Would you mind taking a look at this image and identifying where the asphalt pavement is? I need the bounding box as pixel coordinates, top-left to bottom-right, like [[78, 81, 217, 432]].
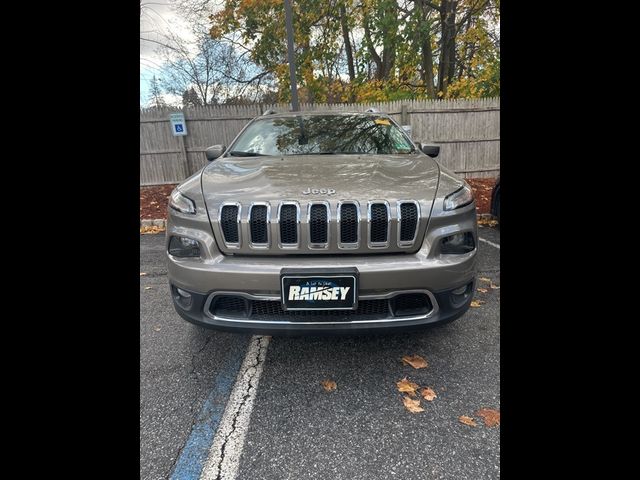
[[140, 225, 500, 479]]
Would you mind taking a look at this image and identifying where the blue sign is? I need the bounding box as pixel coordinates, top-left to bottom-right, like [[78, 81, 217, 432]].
[[169, 113, 187, 136]]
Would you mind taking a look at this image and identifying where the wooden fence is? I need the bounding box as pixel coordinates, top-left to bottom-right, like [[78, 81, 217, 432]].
[[140, 98, 499, 185]]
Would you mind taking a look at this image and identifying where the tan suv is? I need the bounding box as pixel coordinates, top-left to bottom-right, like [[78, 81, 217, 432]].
[[166, 111, 477, 334]]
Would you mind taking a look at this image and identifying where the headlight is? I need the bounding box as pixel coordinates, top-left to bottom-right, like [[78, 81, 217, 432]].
[[443, 184, 474, 211], [169, 190, 196, 214], [168, 236, 201, 257]]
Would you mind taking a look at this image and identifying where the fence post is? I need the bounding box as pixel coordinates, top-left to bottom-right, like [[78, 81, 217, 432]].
[[401, 104, 409, 126]]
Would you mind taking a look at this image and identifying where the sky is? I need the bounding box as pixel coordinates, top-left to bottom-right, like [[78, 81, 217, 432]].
[[140, 0, 195, 106]]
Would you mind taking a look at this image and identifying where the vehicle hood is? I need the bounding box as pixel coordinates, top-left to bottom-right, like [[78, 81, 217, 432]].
[[200, 154, 440, 205]]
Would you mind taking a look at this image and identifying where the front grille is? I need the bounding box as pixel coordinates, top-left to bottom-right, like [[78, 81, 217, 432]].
[[309, 203, 328, 245], [370, 203, 389, 244], [249, 204, 269, 244], [215, 199, 422, 254], [220, 204, 239, 244]]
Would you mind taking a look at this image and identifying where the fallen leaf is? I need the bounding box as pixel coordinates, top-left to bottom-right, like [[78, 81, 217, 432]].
[[321, 379, 337, 392], [396, 377, 420, 396], [477, 217, 498, 227], [402, 355, 428, 369], [490, 283, 500, 289], [402, 396, 424, 413], [459, 415, 477, 427], [477, 288, 488, 293], [420, 387, 437, 401], [140, 272, 148, 276], [476, 408, 500, 427], [140, 225, 166, 235], [145, 286, 152, 290], [470, 300, 485, 307], [154, 326, 161, 332], [479, 277, 491, 283]]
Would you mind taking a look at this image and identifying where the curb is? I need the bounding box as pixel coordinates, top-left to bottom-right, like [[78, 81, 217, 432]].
[[140, 218, 167, 228]]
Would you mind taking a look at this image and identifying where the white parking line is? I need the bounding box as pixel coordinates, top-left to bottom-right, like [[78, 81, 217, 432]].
[[479, 237, 500, 249], [200, 335, 271, 480]]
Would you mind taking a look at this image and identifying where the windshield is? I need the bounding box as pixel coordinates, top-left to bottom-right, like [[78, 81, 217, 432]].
[[228, 115, 415, 156]]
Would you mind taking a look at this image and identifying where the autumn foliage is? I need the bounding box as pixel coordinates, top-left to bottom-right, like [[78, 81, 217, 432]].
[[209, 0, 499, 103]]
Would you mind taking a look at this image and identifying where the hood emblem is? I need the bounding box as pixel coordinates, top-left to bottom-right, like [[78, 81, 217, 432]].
[[302, 188, 336, 195]]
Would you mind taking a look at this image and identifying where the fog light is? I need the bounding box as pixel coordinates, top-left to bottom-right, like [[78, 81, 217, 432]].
[[172, 285, 193, 308], [450, 282, 473, 307], [441, 232, 475, 254], [176, 288, 191, 299], [451, 285, 467, 295], [169, 236, 201, 257]]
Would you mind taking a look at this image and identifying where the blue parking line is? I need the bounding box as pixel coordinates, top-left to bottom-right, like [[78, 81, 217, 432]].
[[170, 337, 250, 480]]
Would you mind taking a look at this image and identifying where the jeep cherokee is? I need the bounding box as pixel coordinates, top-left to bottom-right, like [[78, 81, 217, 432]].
[[166, 111, 477, 334]]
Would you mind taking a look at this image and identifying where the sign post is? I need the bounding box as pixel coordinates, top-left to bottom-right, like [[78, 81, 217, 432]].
[[169, 112, 189, 177]]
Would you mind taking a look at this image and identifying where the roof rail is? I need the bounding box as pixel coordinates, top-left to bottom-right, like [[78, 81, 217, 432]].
[[262, 109, 277, 115]]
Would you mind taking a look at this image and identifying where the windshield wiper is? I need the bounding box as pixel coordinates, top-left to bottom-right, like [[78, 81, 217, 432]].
[[312, 151, 363, 155], [228, 151, 266, 157]]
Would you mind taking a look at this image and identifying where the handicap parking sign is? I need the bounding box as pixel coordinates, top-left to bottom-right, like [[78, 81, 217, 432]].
[[169, 113, 187, 136]]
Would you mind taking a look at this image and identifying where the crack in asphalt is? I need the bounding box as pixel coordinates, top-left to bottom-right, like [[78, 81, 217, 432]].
[[190, 334, 214, 377], [201, 336, 270, 480], [212, 369, 258, 480]]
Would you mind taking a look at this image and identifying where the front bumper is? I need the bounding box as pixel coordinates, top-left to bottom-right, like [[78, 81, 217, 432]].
[[169, 279, 476, 335], [167, 247, 477, 334]]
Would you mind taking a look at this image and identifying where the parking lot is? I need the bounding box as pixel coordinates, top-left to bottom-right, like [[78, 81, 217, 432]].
[[140, 225, 500, 480]]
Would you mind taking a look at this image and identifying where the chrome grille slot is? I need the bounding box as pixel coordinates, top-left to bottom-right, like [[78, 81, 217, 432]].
[[398, 201, 420, 246], [368, 201, 390, 247], [249, 203, 270, 247], [308, 202, 329, 248], [219, 203, 241, 247], [338, 201, 359, 248], [278, 202, 299, 247]]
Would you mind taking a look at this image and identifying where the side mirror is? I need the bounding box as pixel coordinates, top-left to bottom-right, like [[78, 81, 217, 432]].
[[419, 143, 440, 158], [205, 145, 226, 161]]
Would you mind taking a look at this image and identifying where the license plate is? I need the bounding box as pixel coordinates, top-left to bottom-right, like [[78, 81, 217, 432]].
[[280, 268, 358, 311]]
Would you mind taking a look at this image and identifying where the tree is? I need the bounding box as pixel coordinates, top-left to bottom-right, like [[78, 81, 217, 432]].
[[148, 75, 166, 108], [182, 87, 203, 107], [155, 15, 273, 105], [187, 0, 499, 102]]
